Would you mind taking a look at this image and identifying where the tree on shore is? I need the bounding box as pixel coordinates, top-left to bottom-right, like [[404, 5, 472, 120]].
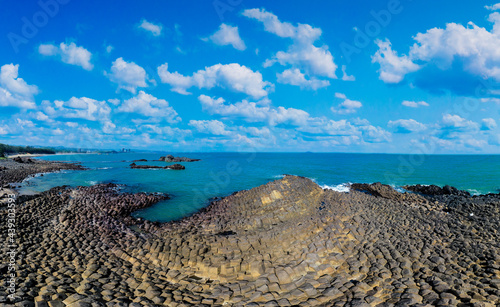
[[0, 143, 56, 157]]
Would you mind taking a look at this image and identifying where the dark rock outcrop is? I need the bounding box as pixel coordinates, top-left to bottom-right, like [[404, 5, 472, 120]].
[[404, 183, 471, 197], [350, 182, 428, 203], [130, 163, 162, 169], [130, 163, 185, 170], [166, 163, 185, 170], [13, 156, 24, 163], [159, 154, 200, 162], [351, 182, 398, 198], [132, 159, 148, 162]]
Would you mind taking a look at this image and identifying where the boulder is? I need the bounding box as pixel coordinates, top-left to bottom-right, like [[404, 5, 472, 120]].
[[13, 156, 24, 163]]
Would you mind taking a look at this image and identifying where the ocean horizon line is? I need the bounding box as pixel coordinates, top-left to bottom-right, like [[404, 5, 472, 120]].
[[46, 150, 500, 156]]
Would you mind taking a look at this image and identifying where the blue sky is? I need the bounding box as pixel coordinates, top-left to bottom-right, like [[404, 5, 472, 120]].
[[1, 0, 500, 153]]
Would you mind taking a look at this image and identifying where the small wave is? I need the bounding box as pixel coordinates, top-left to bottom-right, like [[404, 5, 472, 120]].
[[321, 183, 350, 193], [21, 169, 70, 182], [308, 178, 350, 193], [86, 181, 98, 185], [467, 189, 481, 196], [391, 185, 408, 193], [96, 167, 112, 170], [272, 175, 285, 179]]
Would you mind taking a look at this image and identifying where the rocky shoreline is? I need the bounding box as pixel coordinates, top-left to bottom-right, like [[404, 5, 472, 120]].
[[0, 173, 499, 306], [0, 158, 85, 188]]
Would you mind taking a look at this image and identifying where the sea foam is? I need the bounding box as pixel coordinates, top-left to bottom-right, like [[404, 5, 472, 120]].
[[320, 183, 351, 193]]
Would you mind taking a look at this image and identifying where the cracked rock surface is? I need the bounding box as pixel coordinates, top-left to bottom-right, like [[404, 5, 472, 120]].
[[1, 175, 499, 306]]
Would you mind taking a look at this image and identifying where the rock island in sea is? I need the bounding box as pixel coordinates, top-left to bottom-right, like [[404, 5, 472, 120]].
[[0, 158, 499, 306]]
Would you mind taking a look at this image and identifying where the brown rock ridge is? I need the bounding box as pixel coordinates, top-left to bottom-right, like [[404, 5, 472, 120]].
[[0, 176, 499, 306]]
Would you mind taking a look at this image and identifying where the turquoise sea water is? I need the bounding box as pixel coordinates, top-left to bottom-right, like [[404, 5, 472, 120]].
[[17, 152, 500, 222]]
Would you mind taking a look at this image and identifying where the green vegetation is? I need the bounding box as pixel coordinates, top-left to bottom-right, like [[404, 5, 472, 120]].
[[0, 143, 56, 157]]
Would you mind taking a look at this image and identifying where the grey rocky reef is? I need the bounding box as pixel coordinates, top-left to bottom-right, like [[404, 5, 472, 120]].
[[0, 175, 499, 306], [130, 163, 185, 170], [159, 155, 200, 162], [0, 158, 84, 188], [402, 184, 471, 197]]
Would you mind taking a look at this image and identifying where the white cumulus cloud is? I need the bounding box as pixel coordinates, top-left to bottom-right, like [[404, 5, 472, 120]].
[[359, 125, 392, 143], [372, 39, 420, 83], [388, 119, 427, 133], [442, 114, 479, 130], [341, 65, 355, 81], [189, 119, 230, 135], [373, 7, 500, 85], [205, 24, 246, 51], [198, 94, 309, 126], [138, 19, 162, 36], [276, 68, 329, 90], [0, 64, 38, 109], [38, 42, 93, 70], [46, 97, 111, 121], [299, 117, 391, 143], [481, 118, 497, 130], [158, 63, 272, 98], [331, 93, 362, 114], [243, 8, 337, 79], [106, 57, 149, 93], [35, 112, 50, 121], [117, 91, 181, 124], [402, 100, 429, 108], [486, 3, 500, 10]]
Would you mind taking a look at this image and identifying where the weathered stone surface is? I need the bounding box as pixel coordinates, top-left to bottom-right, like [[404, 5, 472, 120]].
[[1, 175, 499, 306]]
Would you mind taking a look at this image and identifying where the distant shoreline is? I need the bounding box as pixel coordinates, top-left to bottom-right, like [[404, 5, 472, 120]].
[[6, 152, 89, 159]]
